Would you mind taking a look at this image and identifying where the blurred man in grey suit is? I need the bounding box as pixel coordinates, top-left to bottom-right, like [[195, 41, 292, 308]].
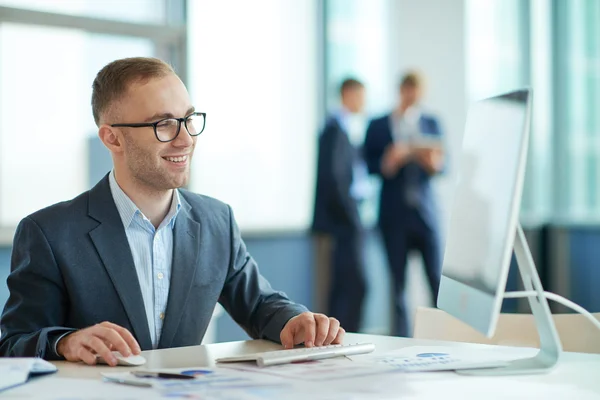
[[0, 57, 344, 365]]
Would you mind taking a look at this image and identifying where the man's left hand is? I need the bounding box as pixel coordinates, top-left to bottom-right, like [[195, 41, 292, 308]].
[[280, 312, 345, 349], [415, 148, 444, 174]]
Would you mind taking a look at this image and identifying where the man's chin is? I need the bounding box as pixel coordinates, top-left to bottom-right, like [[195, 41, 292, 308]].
[[169, 174, 190, 189]]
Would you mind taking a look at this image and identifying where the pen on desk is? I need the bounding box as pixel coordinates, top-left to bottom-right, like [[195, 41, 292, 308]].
[[131, 371, 196, 380]]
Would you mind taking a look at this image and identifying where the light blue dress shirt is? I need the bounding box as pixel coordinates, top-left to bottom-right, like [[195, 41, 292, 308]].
[[335, 109, 371, 200], [109, 171, 181, 349], [389, 106, 422, 143]]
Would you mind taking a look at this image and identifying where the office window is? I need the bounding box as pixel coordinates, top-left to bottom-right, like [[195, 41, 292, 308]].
[[325, 0, 391, 228], [466, 0, 555, 222], [554, 0, 600, 220], [0, 1, 185, 232], [0, 0, 166, 24], [466, 0, 527, 102], [325, 0, 393, 115], [466, 0, 600, 223], [526, 0, 553, 222], [0, 23, 154, 226], [187, 0, 318, 232]]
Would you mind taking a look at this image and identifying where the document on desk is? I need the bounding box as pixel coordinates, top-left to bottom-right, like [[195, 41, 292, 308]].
[[219, 356, 396, 381], [0, 358, 57, 392], [8, 375, 401, 400], [102, 366, 400, 400], [102, 366, 404, 400], [102, 367, 292, 399], [360, 345, 536, 372]]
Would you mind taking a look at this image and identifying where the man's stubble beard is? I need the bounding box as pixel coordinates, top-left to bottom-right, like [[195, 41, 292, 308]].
[[124, 136, 190, 191]]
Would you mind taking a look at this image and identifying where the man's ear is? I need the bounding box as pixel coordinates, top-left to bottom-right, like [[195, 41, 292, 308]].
[[98, 125, 124, 154]]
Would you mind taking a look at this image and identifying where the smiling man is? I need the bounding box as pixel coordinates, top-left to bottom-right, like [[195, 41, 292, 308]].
[[0, 57, 344, 365]]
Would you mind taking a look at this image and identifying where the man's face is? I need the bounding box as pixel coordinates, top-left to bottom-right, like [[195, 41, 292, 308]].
[[344, 87, 366, 113], [400, 84, 421, 107], [115, 74, 196, 192]]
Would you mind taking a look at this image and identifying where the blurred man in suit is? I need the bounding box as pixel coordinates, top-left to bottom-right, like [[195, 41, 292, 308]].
[[364, 72, 445, 337], [312, 78, 368, 333]]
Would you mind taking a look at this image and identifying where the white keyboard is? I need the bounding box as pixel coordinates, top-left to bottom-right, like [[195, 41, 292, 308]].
[[216, 342, 375, 367]]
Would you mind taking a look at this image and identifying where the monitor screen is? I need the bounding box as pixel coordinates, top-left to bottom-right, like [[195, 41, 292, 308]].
[[438, 89, 531, 335]]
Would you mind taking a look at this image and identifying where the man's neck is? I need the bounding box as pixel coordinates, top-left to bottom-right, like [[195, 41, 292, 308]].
[[396, 102, 411, 115], [339, 102, 352, 115], [114, 171, 173, 228]]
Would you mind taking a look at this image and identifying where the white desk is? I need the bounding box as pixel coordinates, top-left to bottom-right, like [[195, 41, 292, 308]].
[[8, 333, 600, 399]]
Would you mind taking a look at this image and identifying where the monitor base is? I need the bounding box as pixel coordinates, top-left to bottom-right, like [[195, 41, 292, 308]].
[[458, 224, 562, 376]]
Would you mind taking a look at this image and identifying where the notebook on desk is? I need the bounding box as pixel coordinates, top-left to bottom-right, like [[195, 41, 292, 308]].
[[0, 358, 58, 392]]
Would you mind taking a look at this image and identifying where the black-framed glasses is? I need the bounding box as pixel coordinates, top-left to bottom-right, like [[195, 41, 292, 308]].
[[111, 112, 206, 142]]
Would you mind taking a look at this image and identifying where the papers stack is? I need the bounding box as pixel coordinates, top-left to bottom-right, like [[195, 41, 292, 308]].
[[0, 358, 57, 392]]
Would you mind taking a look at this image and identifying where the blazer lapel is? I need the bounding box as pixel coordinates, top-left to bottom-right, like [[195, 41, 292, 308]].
[[87, 176, 152, 350], [157, 198, 202, 348]]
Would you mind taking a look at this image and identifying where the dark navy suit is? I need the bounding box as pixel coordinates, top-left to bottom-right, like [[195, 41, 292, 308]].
[[364, 113, 443, 337], [312, 116, 366, 332]]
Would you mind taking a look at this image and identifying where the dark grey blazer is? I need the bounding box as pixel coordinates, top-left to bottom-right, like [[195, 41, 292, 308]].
[[0, 175, 307, 359]]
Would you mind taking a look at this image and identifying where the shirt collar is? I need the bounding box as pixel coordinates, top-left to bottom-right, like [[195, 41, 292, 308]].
[[108, 170, 181, 230], [335, 106, 352, 133], [162, 189, 181, 230]]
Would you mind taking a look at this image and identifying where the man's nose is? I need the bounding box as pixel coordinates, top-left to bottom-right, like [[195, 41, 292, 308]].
[[172, 125, 194, 147]]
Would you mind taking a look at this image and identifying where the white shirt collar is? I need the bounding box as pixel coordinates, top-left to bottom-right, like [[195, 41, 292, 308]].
[[108, 170, 181, 230]]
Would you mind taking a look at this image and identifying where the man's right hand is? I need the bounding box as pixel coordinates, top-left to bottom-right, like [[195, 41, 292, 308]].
[[381, 144, 411, 178], [56, 321, 141, 366]]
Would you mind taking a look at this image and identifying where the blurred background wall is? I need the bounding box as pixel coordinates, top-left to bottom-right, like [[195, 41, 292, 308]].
[[0, 0, 598, 342]]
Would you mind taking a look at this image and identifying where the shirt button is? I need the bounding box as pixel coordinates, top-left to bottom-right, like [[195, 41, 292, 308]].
[[159, 312, 165, 320], [157, 272, 164, 280]]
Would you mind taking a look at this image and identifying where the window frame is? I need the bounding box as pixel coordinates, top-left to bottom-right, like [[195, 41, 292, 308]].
[[0, 1, 188, 244]]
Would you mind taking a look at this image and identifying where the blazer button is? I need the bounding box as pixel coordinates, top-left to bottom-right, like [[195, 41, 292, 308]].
[[159, 312, 165, 320]]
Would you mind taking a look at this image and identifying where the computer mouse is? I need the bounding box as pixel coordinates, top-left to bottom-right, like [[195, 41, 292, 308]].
[[97, 351, 147, 366]]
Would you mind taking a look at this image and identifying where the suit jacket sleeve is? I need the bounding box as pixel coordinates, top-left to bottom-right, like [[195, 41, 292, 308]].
[[0, 217, 76, 359], [425, 116, 448, 175], [364, 119, 387, 176], [320, 126, 360, 227], [218, 206, 308, 343]]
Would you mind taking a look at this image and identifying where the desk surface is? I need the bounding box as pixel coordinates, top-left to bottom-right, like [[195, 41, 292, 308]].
[[53, 333, 600, 378], [25, 333, 600, 398]]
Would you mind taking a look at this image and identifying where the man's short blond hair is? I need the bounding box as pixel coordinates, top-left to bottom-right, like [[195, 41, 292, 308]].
[[399, 70, 425, 89], [91, 57, 175, 126]]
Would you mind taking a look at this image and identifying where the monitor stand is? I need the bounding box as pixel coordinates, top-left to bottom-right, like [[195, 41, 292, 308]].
[[458, 223, 562, 376]]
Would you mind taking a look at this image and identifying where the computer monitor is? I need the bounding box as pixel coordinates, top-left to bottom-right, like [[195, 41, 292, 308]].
[[437, 88, 562, 375]]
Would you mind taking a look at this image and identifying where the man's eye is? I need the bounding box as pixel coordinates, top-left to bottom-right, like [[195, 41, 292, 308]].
[[157, 119, 177, 128]]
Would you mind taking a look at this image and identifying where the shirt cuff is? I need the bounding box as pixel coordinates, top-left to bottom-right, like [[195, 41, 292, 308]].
[[53, 331, 74, 358]]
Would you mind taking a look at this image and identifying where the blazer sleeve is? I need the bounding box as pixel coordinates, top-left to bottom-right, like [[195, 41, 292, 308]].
[[218, 206, 308, 343], [364, 119, 387, 176], [0, 217, 76, 360], [321, 126, 360, 228], [425, 116, 448, 175]]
